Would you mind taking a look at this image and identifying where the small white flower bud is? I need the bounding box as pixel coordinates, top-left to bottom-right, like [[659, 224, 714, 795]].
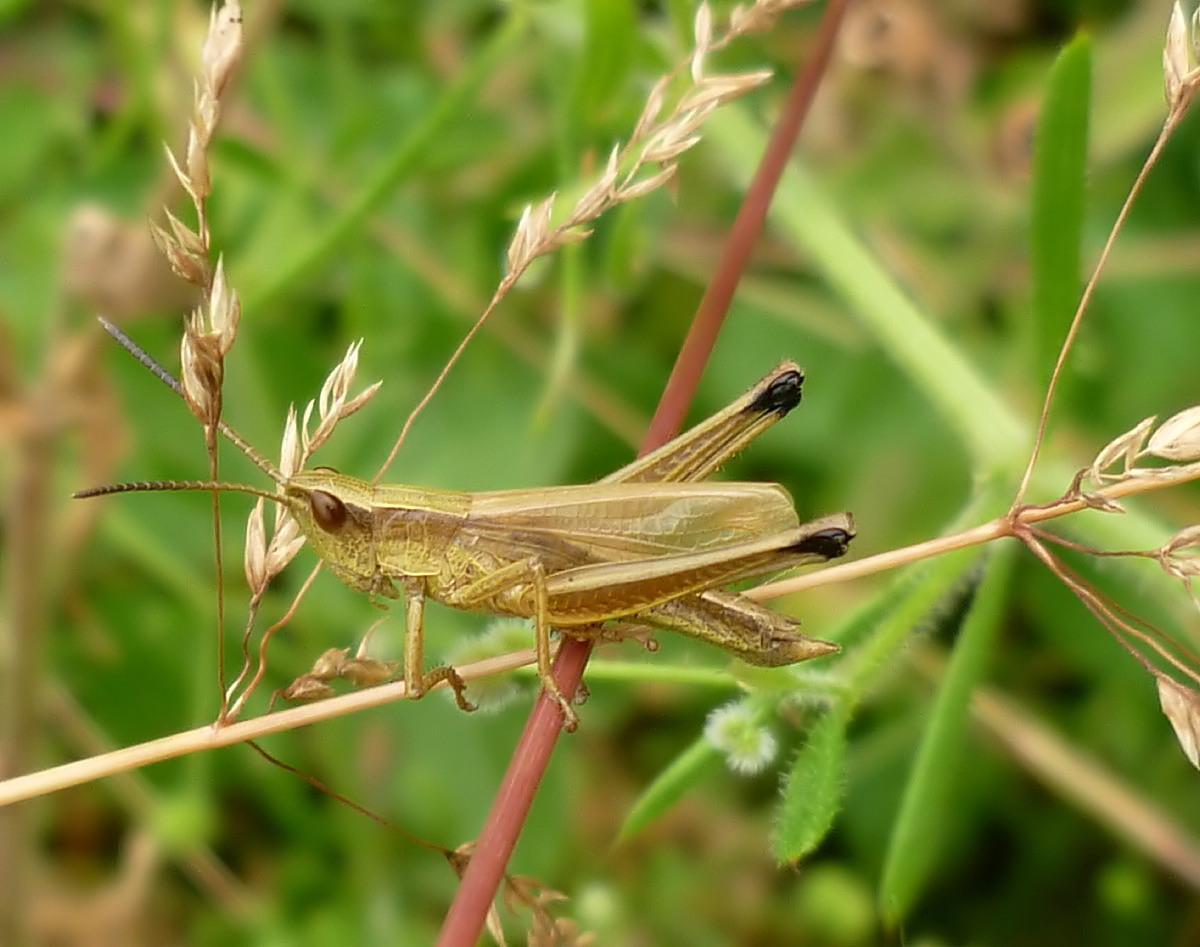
[[704, 700, 778, 775]]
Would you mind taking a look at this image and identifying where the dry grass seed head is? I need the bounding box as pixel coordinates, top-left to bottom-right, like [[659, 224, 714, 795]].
[[263, 515, 305, 580], [179, 257, 240, 426], [1157, 525, 1200, 594], [496, 2, 781, 297], [1157, 673, 1200, 768], [1089, 416, 1157, 481], [1164, 2, 1199, 113], [1147, 405, 1200, 462], [247, 346, 380, 592], [613, 165, 678, 203], [728, 0, 819, 40], [299, 340, 382, 458], [244, 498, 267, 591], [692, 2, 713, 78], [201, 0, 244, 97], [180, 0, 244, 206], [148, 209, 210, 287], [1162, 524, 1200, 564], [279, 404, 302, 479], [179, 323, 223, 428]]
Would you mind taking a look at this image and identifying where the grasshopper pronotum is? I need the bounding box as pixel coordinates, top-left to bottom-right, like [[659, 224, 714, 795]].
[[78, 355, 854, 729]]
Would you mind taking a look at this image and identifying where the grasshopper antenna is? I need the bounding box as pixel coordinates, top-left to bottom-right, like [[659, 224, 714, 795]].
[[96, 316, 284, 486], [73, 479, 280, 502]]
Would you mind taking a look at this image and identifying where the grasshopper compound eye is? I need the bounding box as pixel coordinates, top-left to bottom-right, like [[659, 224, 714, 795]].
[[309, 489, 348, 532]]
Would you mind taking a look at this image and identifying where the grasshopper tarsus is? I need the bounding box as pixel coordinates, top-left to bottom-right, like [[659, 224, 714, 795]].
[[422, 665, 476, 713], [549, 691, 580, 732]]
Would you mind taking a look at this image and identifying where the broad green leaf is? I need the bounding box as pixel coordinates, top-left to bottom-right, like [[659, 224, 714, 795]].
[[772, 697, 850, 863]]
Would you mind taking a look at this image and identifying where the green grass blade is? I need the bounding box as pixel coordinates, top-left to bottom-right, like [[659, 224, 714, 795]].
[[705, 107, 1026, 474], [1030, 33, 1091, 385], [564, 0, 636, 146], [617, 736, 724, 843], [879, 544, 1016, 924]]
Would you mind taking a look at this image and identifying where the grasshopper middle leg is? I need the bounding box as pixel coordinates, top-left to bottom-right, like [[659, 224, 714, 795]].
[[430, 557, 585, 728]]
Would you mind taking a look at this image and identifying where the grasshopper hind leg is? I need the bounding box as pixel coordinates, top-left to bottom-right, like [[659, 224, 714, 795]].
[[625, 590, 839, 667]]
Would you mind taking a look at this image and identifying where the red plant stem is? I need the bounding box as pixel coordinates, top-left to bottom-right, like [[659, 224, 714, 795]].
[[641, 0, 852, 448], [437, 5, 850, 944]]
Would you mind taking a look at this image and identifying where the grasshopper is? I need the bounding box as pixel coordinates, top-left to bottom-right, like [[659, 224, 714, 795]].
[[77, 357, 854, 729]]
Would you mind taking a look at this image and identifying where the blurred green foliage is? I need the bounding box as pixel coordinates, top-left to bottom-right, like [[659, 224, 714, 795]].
[[2, 1, 1199, 944]]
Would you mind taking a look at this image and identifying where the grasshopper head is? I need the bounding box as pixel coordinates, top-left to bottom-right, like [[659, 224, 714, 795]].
[[281, 470, 392, 596]]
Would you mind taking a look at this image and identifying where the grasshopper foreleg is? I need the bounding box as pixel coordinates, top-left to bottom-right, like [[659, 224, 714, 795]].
[[401, 577, 475, 712]]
